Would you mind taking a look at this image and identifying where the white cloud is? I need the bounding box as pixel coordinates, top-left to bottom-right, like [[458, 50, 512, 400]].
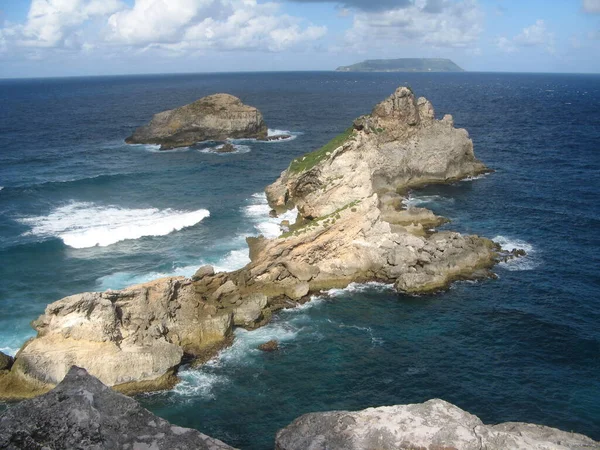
[[19, 0, 124, 48], [582, 0, 600, 13], [514, 19, 552, 47], [494, 36, 516, 53], [344, 0, 484, 50], [0, 0, 327, 58], [495, 19, 554, 54]]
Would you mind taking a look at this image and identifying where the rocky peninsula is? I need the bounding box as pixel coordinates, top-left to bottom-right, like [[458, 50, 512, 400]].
[[125, 93, 268, 150], [2, 368, 597, 449], [1, 87, 514, 399]]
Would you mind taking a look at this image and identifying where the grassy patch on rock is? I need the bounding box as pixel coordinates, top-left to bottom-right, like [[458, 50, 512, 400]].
[[280, 200, 361, 238], [289, 128, 355, 174]]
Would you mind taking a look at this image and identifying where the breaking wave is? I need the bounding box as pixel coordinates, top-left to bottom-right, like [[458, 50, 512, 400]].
[[493, 235, 539, 271], [18, 201, 210, 249]]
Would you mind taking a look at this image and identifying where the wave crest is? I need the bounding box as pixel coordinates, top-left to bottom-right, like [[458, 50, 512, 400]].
[[18, 201, 210, 249]]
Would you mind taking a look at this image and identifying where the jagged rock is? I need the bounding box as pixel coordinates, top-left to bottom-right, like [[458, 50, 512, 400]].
[[258, 340, 279, 352], [275, 399, 599, 450], [266, 86, 488, 219], [125, 93, 267, 150], [0, 366, 236, 450], [0, 351, 12, 371], [193, 265, 215, 281]]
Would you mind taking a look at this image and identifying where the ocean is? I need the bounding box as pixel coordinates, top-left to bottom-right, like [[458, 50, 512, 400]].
[[0, 72, 598, 449]]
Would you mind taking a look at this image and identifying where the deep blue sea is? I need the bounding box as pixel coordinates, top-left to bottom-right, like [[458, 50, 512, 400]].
[[0, 72, 599, 449]]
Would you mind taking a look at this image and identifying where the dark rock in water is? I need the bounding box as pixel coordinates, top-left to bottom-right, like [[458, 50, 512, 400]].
[[275, 399, 599, 450], [260, 134, 291, 142], [216, 143, 236, 153], [258, 340, 279, 352], [125, 93, 267, 150], [0, 351, 13, 371], [0, 366, 236, 450]]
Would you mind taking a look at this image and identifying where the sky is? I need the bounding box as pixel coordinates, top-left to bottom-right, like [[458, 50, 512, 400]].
[[0, 0, 599, 78]]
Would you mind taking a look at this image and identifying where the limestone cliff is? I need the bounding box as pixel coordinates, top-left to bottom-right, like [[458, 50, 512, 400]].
[[0, 87, 515, 398], [266, 86, 487, 219], [276, 399, 599, 450], [126, 93, 268, 150]]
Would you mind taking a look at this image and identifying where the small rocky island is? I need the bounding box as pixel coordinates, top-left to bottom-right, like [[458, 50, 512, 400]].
[[336, 58, 464, 72], [125, 93, 268, 150]]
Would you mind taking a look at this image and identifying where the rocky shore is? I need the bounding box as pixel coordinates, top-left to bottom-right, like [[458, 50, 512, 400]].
[[2, 368, 597, 450], [276, 399, 599, 450], [1, 86, 517, 399], [125, 93, 268, 150]]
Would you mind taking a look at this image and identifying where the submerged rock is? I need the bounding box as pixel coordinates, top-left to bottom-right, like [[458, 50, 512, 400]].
[[126, 93, 267, 150], [260, 134, 292, 142], [258, 340, 279, 352], [216, 143, 236, 153], [0, 366, 235, 450], [275, 399, 599, 450]]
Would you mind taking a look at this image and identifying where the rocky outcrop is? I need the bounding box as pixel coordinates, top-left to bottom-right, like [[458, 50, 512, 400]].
[[0, 277, 236, 399], [275, 399, 599, 450], [0, 366, 235, 450], [126, 93, 268, 150], [0, 87, 515, 398]]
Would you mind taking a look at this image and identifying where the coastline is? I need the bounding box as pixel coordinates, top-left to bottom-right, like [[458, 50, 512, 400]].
[[0, 86, 518, 400]]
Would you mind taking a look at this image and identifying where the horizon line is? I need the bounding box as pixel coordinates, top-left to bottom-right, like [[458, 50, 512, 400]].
[[1, 69, 600, 81]]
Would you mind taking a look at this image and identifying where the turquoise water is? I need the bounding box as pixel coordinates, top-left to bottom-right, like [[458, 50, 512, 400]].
[[0, 72, 599, 448]]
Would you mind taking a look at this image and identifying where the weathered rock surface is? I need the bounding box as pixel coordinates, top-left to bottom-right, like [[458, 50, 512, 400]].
[[0, 277, 235, 399], [0, 352, 12, 372], [0, 366, 235, 450], [126, 93, 267, 150], [0, 87, 514, 399], [266, 86, 487, 219], [275, 399, 599, 450]]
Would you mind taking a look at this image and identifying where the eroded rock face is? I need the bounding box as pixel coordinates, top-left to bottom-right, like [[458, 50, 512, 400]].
[[126, 93, 268, 150], [0, 366, 235, 450], [275, 399, 600, 450], [266, 86, 487, 219], [0, 277, 236, 399]]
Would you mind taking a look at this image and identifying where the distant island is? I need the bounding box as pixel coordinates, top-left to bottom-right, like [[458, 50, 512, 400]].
[[336, 58, 464, 73]]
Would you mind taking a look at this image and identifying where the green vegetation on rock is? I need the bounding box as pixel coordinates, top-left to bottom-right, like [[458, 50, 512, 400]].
[[289, 128, 355, 174], [336, 58, 464, 73], [280, 200, 361, 238]]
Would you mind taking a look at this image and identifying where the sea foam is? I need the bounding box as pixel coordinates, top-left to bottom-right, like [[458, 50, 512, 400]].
[[493, 235, 539, 271], [244, 192, 298, 239], [19, 201, 210, 249]]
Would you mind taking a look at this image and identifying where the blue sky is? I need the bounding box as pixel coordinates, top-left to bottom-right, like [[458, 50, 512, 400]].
[[0, 0, 599, 77]]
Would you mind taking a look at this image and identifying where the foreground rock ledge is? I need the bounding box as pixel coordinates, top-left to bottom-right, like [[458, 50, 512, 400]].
[[276, 399, 600, 450], [0, 87, 512, 399], [0, 366, 235, 450], [125, 93, 268, 150]]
